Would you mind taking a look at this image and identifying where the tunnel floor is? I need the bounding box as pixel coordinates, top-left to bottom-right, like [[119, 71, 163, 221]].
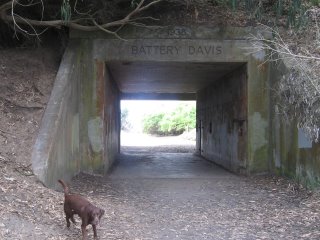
[[110, 148, 232, 179], [67, 147, 320, 240]]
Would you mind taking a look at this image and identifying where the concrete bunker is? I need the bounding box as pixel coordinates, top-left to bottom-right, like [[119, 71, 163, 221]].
[[32, 27, 271, 188], [111, 60, 248, 173]]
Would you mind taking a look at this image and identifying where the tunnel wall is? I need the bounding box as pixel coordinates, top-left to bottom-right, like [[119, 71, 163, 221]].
[[32, 42, 81, 187], [32, 40, 120, 188], [88, 27, 272, 177], [270, 61, 320, 187], [79, 57, 120, 175], [104, 65, 121, 170], [197, 65, 247, 173], [32, 26, 274, 187], [247, 52, 271, 173]]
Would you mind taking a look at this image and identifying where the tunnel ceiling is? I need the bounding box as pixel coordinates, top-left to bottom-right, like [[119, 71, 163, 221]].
[[107, 62, 245, 94]]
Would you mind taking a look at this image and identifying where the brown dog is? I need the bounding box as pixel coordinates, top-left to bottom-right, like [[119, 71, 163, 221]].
[[58, 179, 105, 240]]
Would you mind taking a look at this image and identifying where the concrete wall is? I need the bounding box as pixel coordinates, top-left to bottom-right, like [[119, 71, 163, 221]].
[[32, 40, 120, 188], [197, 65, 247, 173], [32, 25, 320, 188], [87, 27, 272, 176], [247, 53, 271, 174], [270, 61, 320, 187], [32, 26, 272, 187], [104, 64, 121, 170], [79, 57, 120, 174], [32, 42, 81, 187]]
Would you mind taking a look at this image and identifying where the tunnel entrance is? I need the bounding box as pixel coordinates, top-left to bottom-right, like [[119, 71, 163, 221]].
[[32, 26, 271, 187], [108, 60, 248, 174]]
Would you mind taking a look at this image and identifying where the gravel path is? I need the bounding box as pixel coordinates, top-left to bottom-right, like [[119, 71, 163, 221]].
[[1, 144, 320, 240], [67, 146, 320, 240]]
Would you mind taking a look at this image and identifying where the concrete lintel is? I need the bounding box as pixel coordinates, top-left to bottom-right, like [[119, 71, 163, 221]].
[[121, 93, 196, 100], [94, 39, 250, 63], [70, 25, 272, 40]]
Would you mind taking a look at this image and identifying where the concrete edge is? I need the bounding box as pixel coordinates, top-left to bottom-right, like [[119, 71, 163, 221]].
[[31, 44, 77, 186]]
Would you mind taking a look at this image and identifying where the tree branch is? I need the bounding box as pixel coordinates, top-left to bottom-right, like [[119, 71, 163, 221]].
[[0, 0, 163, 36]]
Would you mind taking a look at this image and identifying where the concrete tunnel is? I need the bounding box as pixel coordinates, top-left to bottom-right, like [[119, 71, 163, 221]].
[[32, 26, 272, 188], [109, 60, 248, 175]]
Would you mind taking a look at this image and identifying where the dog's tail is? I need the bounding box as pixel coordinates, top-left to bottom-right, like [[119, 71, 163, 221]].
[[58, 179, 69, 195]]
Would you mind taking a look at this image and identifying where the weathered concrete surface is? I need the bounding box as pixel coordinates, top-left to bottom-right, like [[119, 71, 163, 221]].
[[33, 26, 274, 187], [32, 42, 81, 188], [76, 44, 121, 176], [103, 63, 121, 171], [247, 50, 270, 174], [88, 27, 271, 176], [107, 61, 243, 94], [70, 25, 271, 40], [269, 59, 320, 187], [196, 65, 247, 174], [32, 40, 121, 188], [29, 25, 320, 193]]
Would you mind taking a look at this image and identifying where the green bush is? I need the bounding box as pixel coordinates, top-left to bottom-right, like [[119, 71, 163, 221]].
[[310, 0, 320, 6], [142, 113, 165, 135], [142, 103, 196, 136]]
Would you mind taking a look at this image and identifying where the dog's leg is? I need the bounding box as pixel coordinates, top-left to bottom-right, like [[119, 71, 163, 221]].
[[65, 210, 74, 228], [65, 212, 73, 228], [65, 215, 71, 228], [81, 224, 87, 240], [92, 225, 98, 239], [64, 204, 73, 228]]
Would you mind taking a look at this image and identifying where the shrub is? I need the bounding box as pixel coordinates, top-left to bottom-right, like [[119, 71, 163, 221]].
[[142, 103, 196, 136]]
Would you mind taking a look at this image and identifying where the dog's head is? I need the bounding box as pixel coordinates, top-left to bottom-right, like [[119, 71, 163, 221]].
[[89, 207, 105, 226]]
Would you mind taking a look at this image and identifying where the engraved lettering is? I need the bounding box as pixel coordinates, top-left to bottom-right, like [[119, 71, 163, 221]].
[[160, 46, 166, 55], [197, 46, 204, 55], [130, 45, 222, 56], [188, 45, 222, 55], [174, 46, 180, 55], [146, 46, 152, 54], [132, 46, 138, 55], [204, 46, 212, 55], [167, 28, 188, 38], [139, 46, 146, 55], [154, 46, 159, 54], [189, 46, 195, 55], [167, 46, 173, 55], [216, 46, 222, 55]]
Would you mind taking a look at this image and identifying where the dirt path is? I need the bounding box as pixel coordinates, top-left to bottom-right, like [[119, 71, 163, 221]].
[[67, 148, 320, 240], [2, 147, 320, 240], [1, 49, 320, 240]]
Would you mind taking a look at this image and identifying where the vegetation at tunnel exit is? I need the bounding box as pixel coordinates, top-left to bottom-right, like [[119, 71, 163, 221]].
[[142, 103, 196, 136]]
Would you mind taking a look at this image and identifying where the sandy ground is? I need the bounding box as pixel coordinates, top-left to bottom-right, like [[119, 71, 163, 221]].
[[0, 49, 320, 240], [121, 132, 196, 147], [121, 131, 196, 153]]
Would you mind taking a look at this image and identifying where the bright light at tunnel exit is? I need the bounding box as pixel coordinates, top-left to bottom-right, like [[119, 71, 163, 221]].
[[120, 100, 196, 133]]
